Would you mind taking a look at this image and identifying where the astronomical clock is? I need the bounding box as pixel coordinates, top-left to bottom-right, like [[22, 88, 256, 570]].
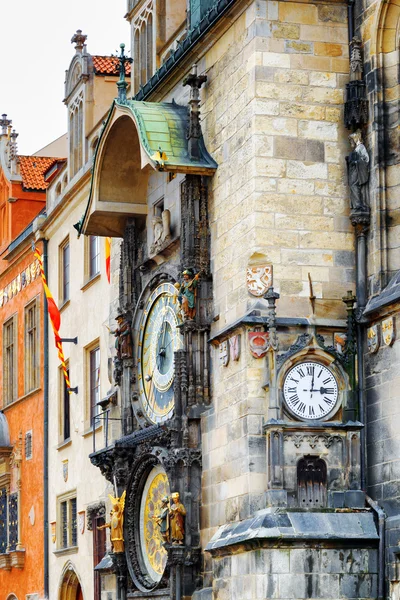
[[89, 69, 214, 599], [135, 282, 183, 424]]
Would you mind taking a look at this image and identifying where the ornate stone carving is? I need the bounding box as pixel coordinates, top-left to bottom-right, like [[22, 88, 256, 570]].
[[86, 501, 106, 531], [149, 209, 172, 255], [344, 38, 368, 129], [277, 333, 311, 368], [283, 433, 344, 449]]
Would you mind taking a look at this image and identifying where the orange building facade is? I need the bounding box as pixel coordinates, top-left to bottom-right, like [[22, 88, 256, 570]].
[[0, 116, 65, 599]]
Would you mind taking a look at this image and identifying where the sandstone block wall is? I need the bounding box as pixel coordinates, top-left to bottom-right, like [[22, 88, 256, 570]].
[[210, 547, 378, 600], [200, 0, 354, 554]]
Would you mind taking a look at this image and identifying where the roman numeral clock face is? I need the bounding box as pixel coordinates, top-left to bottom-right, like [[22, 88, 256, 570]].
[[283, 362, 339, 420]]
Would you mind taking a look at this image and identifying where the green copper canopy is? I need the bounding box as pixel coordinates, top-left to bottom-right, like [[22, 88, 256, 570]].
[[124, 99, 217, 172], [77, 98, 217, 238]]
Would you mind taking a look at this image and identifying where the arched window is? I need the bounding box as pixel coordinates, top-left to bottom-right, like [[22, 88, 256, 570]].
[[297, 455, 327, 508], [132, 0, 155, 94], [59, 563, 83, 600], [69, 92, 84, 178]]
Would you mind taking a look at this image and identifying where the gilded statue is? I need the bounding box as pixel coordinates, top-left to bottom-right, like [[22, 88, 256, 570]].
[[175, 269, 200, 320], [152, 496, 170, 543], [113, 314, 133, 360], [98, 491, 126, 553], [346, 129, 369, 212], [169, 492, 186, 545]]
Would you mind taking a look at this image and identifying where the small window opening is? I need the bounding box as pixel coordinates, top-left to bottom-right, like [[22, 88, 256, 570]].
[[297, 455, 327, 508], [154, 198, 164, 217]]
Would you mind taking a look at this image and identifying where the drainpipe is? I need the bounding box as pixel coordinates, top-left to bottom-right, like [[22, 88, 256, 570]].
[[347, 0, 354, 42], [43, 237, 49, 599], [366, 494, 385, 600]]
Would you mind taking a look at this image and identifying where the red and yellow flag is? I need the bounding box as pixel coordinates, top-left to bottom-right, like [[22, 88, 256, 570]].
[[105, 237, 111, 284], [33, 246, 72, 392]]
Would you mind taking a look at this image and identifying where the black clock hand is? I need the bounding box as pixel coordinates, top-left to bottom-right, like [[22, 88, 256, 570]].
[[310, 368, 315, 400]]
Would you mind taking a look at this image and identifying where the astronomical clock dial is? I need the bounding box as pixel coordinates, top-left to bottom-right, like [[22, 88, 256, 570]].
[[137, 282, 183, 424], [283, 361, 339, 421]]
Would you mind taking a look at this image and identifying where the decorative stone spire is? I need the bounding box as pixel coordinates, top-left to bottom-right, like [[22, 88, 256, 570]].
[[264, 287, 280, 350], [344, 37, 368, 129], [116, 44, 132, 105], [71, 29, 87, 53], [0, 113, 12, 135], [183, 64, 207, 160], [8, 129, 19, 173], [349, 37, 363, 81]]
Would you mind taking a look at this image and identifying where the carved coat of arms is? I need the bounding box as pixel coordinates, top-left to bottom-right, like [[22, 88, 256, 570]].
[[246, 265, 272, 297], [367, 325, 379, 354], [78, 511, 85, 534], [62, 460, 68, 482], [229, 335, 241, 361], [382, 317, 395, 346], [51, 521, 56, 544], [249, 331, 270, 358], [219, 341, 229, 367]]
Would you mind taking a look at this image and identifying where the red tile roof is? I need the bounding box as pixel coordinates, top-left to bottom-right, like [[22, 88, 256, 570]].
[[92, 55, 131, 76], [18, 156, 61, 191]]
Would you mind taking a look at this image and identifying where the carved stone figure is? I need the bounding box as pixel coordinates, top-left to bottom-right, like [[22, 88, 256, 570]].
[[113, 314, 133, 359], [149, 209, 171, 255], [169, 492, 186, 545], [346, 130, 369, 212], [152, 496, 170, 543], [98, 491, 126, 553], [176, 269, 200, 320]]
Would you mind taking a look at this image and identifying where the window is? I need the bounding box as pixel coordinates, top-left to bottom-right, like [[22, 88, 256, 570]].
[[297, 456, 327, 508], [0, 487, 7, 553], [58, 493, 77, 549], [25, 431, 32, 460], [25, 298, 39, 393], [69, 92, 84, 178], [60, 238, 70, 304], [132, 1, 154, 93], [3, 315, 17, 405], [60, 365, 70, 442], [89, 347, 100, 426], [89, 236, 100, 279]]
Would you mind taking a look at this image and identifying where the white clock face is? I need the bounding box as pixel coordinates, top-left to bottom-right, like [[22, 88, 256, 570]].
[[283, 362, 339, 420]]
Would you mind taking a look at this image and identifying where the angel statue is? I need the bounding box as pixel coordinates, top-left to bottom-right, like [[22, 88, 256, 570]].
[[98, 490, 126, 553]]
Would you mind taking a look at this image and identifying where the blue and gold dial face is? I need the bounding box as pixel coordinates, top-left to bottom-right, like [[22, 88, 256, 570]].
[[138, 282, 183, 423]]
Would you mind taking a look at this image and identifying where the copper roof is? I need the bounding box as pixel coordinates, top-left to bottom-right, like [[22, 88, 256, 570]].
[[18, 156, 61, 191], [92, 55, 131, 77]]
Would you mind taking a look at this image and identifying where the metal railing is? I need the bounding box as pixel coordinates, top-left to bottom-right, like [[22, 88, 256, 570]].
[[92, 409, 122, 454]]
